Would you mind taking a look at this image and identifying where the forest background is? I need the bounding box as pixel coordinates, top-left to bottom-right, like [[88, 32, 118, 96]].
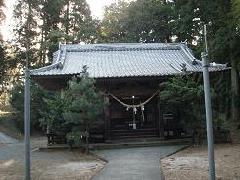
[[0, 0, 240, 132]]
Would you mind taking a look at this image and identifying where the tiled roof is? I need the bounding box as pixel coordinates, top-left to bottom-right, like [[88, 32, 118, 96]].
[[30, 43, 228, 78]]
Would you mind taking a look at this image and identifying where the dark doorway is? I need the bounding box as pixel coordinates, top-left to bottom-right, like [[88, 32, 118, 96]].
[[109, 96, 159, 140]]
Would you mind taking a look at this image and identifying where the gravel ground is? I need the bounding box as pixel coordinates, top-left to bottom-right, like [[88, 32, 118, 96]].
[[0, 134, 105, 180], [161, 144, 240, 180]]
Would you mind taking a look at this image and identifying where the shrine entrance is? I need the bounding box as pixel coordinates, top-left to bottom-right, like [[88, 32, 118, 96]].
[[108, 94, 160, 140]]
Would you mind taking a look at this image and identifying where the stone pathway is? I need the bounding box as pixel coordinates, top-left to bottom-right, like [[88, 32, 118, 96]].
[[0, 133, 105, 179], [93, 145, 186, 180], [0, 132, 18, 144]]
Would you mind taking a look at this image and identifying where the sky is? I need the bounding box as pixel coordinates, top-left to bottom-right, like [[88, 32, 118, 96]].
[[0, 0, 120, 41], [87, 0, 118, 19]]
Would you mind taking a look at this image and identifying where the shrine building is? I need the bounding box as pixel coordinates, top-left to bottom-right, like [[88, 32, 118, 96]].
[[31, 43, 227, 142]]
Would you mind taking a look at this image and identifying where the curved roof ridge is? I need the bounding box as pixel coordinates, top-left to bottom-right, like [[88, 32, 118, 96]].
[[66, 46, 181, 52], [30, 50, 62, 74], [31, 42, 229, 77], [60, 43, 182, 52], [30, 62, 61, 74]]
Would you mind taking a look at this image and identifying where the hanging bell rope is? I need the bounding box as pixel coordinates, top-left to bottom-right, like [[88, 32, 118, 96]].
[[108, 90, 159, 109]]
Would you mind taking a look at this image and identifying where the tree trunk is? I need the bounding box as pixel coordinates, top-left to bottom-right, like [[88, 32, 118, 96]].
[[65, 1, 70, 38], [85, 125, 89, 154], [231, 59, 240, 121], [39, 23, 45, 65]]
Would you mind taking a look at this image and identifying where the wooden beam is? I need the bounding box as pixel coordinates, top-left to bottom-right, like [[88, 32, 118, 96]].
[[104, 96, 111, 141], [157, 96, 164, 139]]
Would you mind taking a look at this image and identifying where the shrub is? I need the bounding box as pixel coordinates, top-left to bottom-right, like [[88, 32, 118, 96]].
[[39, 91, 71, 134], [160, 75, 207, 143], [10, 82, 49, 132]]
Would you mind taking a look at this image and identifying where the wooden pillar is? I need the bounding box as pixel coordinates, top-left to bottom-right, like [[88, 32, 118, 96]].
[[157, 96, 164, 139], [104, 96, 111, 141]]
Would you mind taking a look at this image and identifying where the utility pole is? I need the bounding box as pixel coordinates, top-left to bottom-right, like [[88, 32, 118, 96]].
[[24, 67, 30, 180], [204, 24, 208, 54], [202, 24, 216, 180], [24, 1, 31, 180]]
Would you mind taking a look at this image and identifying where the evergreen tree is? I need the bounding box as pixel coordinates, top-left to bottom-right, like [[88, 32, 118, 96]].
[[0, 0, 5, 41], [160, 75, 206, 143], [10, 83, 49, 131], [100, 0, 239, 122], [203, 0, 240, 121], [0, 1, 9, 97], [100, 0, 174, 43], [62, 0, 98, 44], [232, 0, 240, 28], [99, 1, 130, 43], [13, 0, 98, 67], [0, 42, 7, 92], [63, 69, 104, 152], [39, 0, 65, 65], [0, 0, 5, 88], [39, 91, 70, 134], [13, 0, 41, 68]]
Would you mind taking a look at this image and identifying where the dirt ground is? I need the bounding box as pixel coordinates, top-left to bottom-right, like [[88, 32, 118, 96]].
[[161, 144, 240, 180], [0, 136, 106, 180], [0, 158, 105, 180]]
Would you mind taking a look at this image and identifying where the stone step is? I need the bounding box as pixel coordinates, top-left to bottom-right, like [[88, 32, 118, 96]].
[[111, 128, 157, 133], [111, 134, 159, 140], [111, 131, 158, 135], [91, 138, 192, 150], [110, 128, 158, 138]]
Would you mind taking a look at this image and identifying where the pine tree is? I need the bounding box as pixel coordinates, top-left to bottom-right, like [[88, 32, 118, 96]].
[[62, 0, 98, 44], [0, 42, 7, 92], [0, 0, 5, 41], [13, 0, 98, 67], [0, 0, 5, 84], [203, 0, 240, 121], [13, 0, 41, 68], [100, 0, 174, 43], [232, 0, 240, 28], [63, 69, 104, 153], [39, 0, 65, 65]]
